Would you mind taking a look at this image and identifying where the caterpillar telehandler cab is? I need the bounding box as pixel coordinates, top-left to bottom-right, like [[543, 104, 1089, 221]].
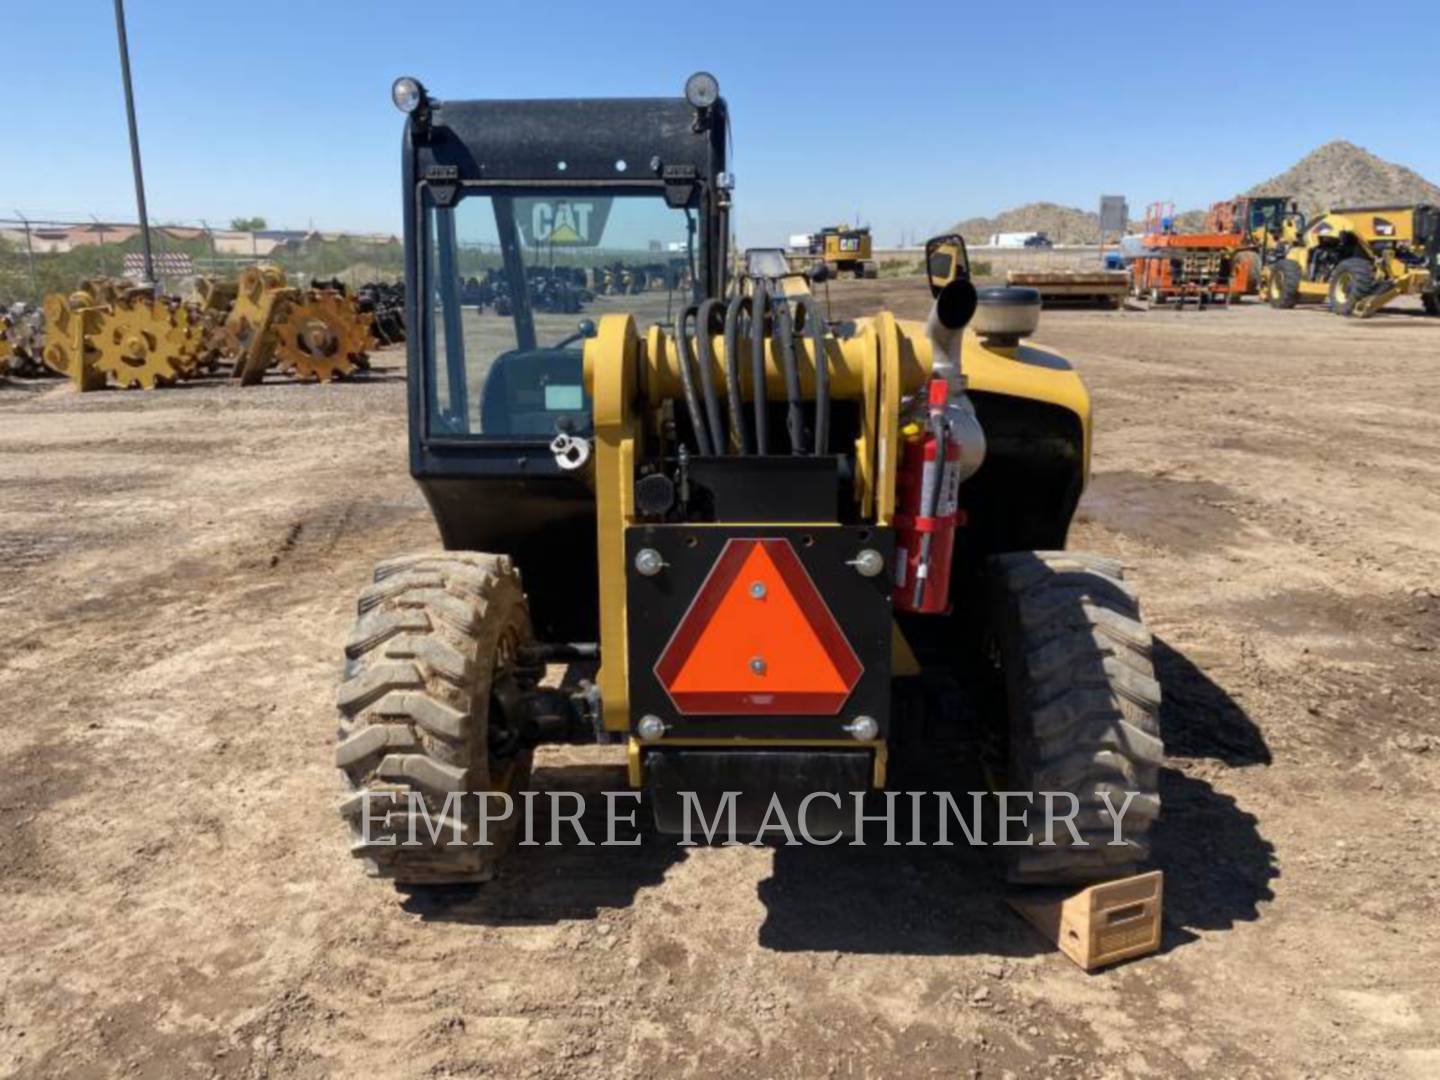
[[1204, 195, 1293, 295], [335, 73, 1162, 886]]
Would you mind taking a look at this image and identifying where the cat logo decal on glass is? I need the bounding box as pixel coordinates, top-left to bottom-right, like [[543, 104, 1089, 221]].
[[515, 198, 614, 247]]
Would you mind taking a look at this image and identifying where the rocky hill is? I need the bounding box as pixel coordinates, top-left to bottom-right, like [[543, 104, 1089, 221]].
[[951, 140, 1439, 242], [1246, 140, 1440, 218], [949, 202, 1102, 245]]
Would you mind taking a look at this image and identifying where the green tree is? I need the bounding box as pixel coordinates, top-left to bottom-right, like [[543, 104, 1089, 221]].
[[230, 216, 267, 232]]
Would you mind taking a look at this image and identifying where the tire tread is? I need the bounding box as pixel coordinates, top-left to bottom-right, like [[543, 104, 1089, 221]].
[[990, 550, 1164, 885], [336, 550, 530, 884]]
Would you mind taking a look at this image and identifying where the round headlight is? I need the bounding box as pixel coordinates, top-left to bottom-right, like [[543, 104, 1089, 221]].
[[684, 71, 720, 109], [391, 76, 423, 114]]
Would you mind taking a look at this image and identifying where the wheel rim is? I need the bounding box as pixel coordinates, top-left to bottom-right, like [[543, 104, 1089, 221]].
[[486, 622, 530, 790]]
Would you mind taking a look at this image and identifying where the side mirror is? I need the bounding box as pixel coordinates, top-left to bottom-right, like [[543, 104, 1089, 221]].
[[807, 261, 830, 284], [924, 233, 971, 299], [578, 318, 597, 339]]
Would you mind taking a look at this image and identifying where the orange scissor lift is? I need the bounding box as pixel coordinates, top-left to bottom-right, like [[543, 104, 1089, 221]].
[[1130, 201, 1254, 307]]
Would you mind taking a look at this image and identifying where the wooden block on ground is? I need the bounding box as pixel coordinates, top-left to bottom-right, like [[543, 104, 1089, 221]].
[[1008, 870, 1163, 971]]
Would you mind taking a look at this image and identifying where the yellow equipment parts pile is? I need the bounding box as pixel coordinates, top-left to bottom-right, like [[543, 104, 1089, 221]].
[[38, 266, 376, 391]]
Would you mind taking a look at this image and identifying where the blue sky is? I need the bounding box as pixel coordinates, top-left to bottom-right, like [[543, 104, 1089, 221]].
[[8, 0, 1439, 244]]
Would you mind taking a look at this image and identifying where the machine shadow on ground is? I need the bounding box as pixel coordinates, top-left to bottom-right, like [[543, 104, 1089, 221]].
[[405, 638, 1277, 955], [1150, 635, 1277, 949], [401, 761, 686, 925], [1155, 636, 1271, 766], [758, 831, 1050, 958], [758, 636, 1277, 957]]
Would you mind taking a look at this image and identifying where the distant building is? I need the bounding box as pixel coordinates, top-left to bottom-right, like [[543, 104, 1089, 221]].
[[0, 224, 138, 253], [0, 222, 401, 259], [254, 230, 311, 255], [304, 230, 400, 247], [60, 223, 142, 248], [212, 230, 286, 256], [211, 230, 402, 256], [0, 223, 196, 251], [156, 225, 209, 242]]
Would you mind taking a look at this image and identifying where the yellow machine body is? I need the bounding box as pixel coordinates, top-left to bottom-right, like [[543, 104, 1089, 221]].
[[820, 226, 873, 263], [1264, 204, 1439, 316], [580, 311, 1092, 784], [337, 76, 1164, 888]]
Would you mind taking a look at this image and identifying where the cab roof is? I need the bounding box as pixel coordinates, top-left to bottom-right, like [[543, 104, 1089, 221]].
[[410, 97, 726, 189]]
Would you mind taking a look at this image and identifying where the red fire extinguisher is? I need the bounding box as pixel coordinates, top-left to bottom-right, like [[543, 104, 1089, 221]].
[[893, 379, 965, 614]]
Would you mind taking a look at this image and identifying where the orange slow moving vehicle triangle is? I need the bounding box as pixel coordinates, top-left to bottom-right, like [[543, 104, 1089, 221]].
[[654, 539, 863, 715]]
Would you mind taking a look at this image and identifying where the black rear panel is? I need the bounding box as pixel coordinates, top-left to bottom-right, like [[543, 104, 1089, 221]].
[[682, 455, 843, 524], [646, 749, 871, 837], [625, 524, 893, 741], [418, 473, 597, 643]]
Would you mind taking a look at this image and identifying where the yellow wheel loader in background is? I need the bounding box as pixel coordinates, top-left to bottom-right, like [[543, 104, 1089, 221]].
[[334, 73, 1162, 887], [1264, 204, 1440, 317]]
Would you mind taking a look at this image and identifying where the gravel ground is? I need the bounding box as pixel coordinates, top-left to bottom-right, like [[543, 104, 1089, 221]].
[[1, 284, 1437, 1079]]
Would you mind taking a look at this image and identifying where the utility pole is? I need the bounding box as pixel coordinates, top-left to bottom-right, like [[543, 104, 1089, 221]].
[[90, 214, 111, 276], [201, 218, 217, 274], [13, 210, 39, 302], [113, 0, 155, 286]]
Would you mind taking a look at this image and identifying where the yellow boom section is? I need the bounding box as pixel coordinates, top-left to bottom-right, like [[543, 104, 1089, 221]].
[[584, 309, 1091, 735]]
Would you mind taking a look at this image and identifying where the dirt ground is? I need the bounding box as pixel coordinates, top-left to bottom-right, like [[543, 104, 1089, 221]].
[[2, 284, 1438, 1080]]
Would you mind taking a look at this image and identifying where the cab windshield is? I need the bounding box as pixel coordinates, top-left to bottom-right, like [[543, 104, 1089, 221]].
[[1249, 198, 1289, 232], [423, 190, 698, 439]]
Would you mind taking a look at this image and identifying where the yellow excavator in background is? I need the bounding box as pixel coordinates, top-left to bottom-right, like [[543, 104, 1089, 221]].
[[791, 225, 880, 279]]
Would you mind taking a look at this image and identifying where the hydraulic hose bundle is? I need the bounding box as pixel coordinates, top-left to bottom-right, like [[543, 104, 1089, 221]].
[[675, 285, 832, 458], [794, 296, 827, 453], [749, 282, 769, 453], [773, 302, 804, 453], [676, 304, 718, 455], [722, 293, 753, 453]]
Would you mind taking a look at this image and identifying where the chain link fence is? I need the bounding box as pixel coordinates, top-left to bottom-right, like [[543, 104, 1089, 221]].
[[0, 215, 404, 305]]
